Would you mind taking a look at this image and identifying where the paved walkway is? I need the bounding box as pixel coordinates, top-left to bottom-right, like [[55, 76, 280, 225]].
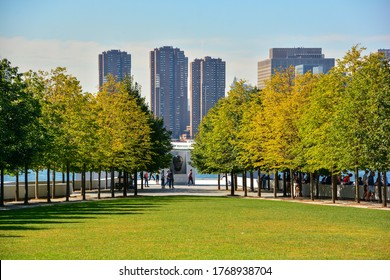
[[1, 181, 389, 211]]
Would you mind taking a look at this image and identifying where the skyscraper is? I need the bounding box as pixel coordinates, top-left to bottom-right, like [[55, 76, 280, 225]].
[[190, 57, 226, 138], [150, 46, 188, 139], [257, 47, 334, 88], [99, 50, 131, 89], [378, 49, 390, 61]]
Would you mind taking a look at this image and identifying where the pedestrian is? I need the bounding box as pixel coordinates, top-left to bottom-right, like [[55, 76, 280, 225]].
[[294, 175, 300, 198], [342, 173, 352, 185], [144, 172, 149, 187], [261, 174, 266, 189], [156, 172, 160, 184], [363, 184, 368, 201], [363, 170, 369, 186], [160, 170, 165, 189], [165, 170, 171, 188], [168, 170, 174, 189], [188, 169, 194, 186], [367, 171, 375, 201]]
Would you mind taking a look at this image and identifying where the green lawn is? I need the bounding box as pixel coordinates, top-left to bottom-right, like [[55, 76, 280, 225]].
[[1, 196, 389, 260]]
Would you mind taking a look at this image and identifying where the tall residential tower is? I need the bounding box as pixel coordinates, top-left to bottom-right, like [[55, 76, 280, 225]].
[[190, 57, 226, 138], [150, 46, 188, 139], [99, 49, 131, 89]]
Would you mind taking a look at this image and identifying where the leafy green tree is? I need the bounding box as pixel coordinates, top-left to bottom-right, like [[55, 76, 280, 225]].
[[37, 68, 85, 201], [192, 80, 253, 195], [122, 76, 172, 174], [332, 46, 390, 202], [96, 76, 152, 197], [23, 70, 52, 201], [191, 104, 223, 175], [0, 59, 44, 204]]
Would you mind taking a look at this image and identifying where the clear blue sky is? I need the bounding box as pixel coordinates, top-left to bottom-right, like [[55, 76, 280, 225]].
[[1, 0, 389, 103]]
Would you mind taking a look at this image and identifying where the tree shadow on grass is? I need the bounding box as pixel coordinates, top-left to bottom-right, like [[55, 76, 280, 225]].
[[0, 197, 167, 236]]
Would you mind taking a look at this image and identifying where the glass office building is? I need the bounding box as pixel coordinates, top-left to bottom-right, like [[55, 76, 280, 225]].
[[258, 48, 334, 88]]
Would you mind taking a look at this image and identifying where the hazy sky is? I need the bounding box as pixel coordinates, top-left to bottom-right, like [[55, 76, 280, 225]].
[[1, 0, 389, 104]]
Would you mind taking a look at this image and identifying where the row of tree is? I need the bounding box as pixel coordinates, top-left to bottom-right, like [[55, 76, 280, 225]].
[[0, 59, 172, 206], [191, 46, 390, 206]]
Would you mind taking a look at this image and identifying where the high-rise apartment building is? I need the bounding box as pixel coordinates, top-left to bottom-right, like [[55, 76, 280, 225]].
[[150, 46, 188, 139], [99, 50, 131, 89], [378, 49, 390, 61], [257, 47, 334, 88], [190, 57, 226, 138]]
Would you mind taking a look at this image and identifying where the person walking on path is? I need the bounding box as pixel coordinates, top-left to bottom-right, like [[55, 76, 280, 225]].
[[167, 170, 174, 189], [165, 170, 171, 188], [188, 169, 194, 186], [160, 170, 165, 189], [156, 172, 160, 184], [367, 171, 375, 201], [144, 172, 149, 187], [363, 170, 369, 185]]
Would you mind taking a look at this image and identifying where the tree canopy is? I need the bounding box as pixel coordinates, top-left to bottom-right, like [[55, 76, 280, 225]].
[[192, 46, 390, 183], [0, 61, 172, 204]]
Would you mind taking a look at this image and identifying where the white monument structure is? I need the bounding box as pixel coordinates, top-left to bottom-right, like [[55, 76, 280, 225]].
[[169, 141, 195, 184]]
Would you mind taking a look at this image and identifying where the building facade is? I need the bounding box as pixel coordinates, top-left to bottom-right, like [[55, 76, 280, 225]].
[[150, 46, 188, 140], [98, 50, 131, 89], [378, 49, 390, 61], [257, 47, 334, 88], [190, 57, 225, 138]]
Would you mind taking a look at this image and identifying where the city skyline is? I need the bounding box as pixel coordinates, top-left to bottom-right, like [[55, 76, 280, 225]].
[[1, 0, 389, 106]]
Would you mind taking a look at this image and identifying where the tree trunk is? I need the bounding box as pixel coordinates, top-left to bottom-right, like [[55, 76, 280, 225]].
[[377, 171, 382, 203], [111, 167, 115, 198], [225, 173, 228, 190], [355, 167, 360, 203], [15, 170, 19, 201], [383, 171, 387, 207], [332, 174, 337, 204], [0, 166, 4, 206], [282, 171, 287, 197], [52, 169, 56, 198], [66, 163, 70, 202], [134, 171, 138, 196], [123, 171, 127, 197], [230, 172, 235, 196], [290, 169, 294, 199], [257, 168, 261, 197], [47, 166, 51, 203], [140, 171, 144, 190], [267, 170, 271, 191], [105, 171, 108, 189], [82, 164, 86, 200], [250, 171, 254, 192], [35, 170, 39, 199], [217, 173, 220, 190], [315, 172, 319, 199], [310, 172, 314, 201], [243, 171, 247, 197], [98, 170, 101, 199], [88, 171, 92, 191], [72, 172, 75, 192], [274, 170, 278, 198], [24, 164, 29, 204]]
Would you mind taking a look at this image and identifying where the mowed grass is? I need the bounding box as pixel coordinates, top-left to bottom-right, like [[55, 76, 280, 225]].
[[0, 196, 389, 260]]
